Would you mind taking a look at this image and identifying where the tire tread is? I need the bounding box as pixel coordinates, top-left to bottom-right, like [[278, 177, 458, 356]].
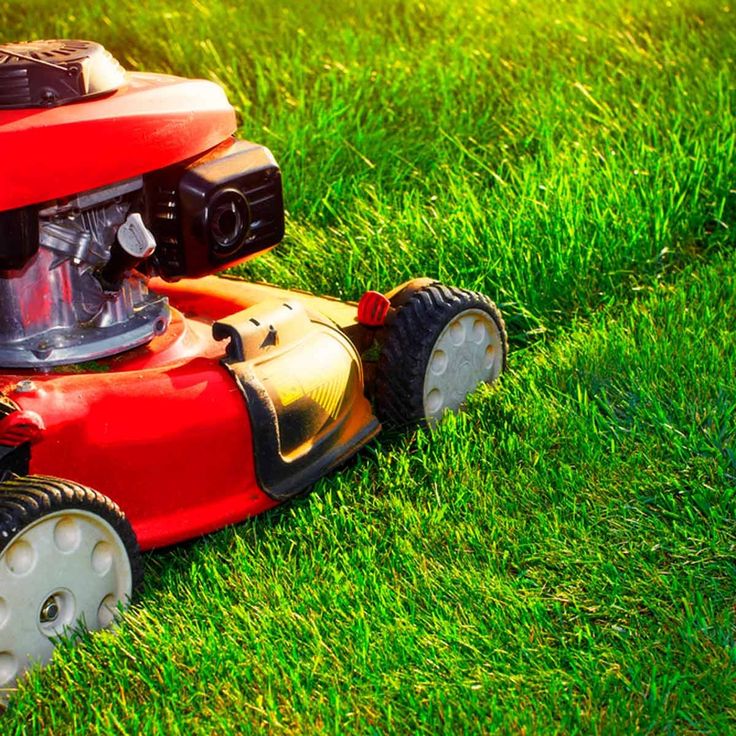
[[0, 475, 143, 595]]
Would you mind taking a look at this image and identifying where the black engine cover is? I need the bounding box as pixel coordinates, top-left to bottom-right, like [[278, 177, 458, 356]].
[[0, 39, 125, 109]]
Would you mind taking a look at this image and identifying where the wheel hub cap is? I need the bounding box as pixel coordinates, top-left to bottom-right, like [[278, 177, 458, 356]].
[[0, 510, 133, 692], [422, 308, 504, 423]]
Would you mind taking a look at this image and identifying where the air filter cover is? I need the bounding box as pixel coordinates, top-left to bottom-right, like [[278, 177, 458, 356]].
[[0, 39, 125, 109]]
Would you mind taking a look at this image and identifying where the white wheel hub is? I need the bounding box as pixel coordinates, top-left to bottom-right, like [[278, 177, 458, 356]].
[[0, 510, 132, 690], [422, 308, 504, 422]]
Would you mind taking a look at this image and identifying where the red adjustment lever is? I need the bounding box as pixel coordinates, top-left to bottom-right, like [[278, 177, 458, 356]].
[[357, 291, 391, 327], [0, 410, 46, 446]]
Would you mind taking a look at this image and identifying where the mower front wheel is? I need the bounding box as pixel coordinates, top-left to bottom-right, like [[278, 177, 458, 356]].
[[375, 282, 507, 426], [0, 476, 141, 695]]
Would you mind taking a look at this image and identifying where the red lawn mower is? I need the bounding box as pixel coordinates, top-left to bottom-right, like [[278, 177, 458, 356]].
[[0, 39, 507, 694]]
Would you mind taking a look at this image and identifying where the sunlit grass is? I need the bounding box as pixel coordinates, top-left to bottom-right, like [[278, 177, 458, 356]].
[[1, 0, 735, 732]]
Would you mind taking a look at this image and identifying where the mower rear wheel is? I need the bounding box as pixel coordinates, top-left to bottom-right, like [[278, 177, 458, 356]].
[[375, 282, 507, 426], [0, 476, 141, 695]]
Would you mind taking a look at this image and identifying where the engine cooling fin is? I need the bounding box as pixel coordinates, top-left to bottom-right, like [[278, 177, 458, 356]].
[[0, 39, 125, 109]]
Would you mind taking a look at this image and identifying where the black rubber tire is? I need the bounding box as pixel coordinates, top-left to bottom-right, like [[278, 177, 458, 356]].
[[374, 282, 508, 426], [0, 475, 143, 593]]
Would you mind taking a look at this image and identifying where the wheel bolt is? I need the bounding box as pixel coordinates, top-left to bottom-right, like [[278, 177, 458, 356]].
[[39, 595, 60, 623]]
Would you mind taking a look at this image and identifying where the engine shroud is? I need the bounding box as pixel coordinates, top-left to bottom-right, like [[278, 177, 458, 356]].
[[0, 40, 125, 108], [0, 55, 237, 212]]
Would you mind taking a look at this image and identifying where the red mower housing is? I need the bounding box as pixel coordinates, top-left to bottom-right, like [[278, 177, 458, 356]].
[[0, 39, 508, 696]]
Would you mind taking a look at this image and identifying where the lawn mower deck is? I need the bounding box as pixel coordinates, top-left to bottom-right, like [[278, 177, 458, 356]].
[[0, 276, 383, 551], [0, 39, 508, 696]]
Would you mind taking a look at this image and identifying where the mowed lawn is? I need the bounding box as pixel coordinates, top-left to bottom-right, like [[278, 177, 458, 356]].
[[2, 0, 735, 732]]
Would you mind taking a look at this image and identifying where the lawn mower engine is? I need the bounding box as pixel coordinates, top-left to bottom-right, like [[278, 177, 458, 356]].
[[0, 39, 286, 367], [0, 40, 508, 697]]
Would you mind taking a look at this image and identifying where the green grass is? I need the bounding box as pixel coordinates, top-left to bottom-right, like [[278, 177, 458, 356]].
[[2, 0, 735, 732]]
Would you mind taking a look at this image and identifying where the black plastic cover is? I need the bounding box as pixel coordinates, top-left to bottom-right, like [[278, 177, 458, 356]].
[[0, 207, 38, 270], [0, 40, 125, 109]]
